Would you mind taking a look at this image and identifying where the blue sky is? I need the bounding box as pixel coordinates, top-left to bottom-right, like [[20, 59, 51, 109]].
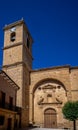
[[0, 0, 78, 69]]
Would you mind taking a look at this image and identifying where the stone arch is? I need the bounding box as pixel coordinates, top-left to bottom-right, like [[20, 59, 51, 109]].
[[33, 78, 67, 93], [43, 106, 58, 113], [32, 78, 67, 127], [10, 32, 16, 42], [44, 107, 57, 114]]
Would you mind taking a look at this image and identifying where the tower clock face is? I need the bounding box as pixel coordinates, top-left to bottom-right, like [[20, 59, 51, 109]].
[[10, 27, 16, 32]]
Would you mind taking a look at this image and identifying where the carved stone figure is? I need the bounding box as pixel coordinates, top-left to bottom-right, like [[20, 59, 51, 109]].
[[37, 96, 44, 105]]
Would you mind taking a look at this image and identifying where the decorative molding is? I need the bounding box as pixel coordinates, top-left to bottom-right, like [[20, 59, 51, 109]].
[[71, 90, 78, 91], [42, 85, 56, 89], [3, 19, 24, 30], [40, 102, 62, 105], [3, 61, 23, 68], [3, 42, 22, 50]]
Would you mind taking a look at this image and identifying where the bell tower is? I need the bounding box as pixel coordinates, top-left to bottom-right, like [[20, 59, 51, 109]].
[[3, 19, 33, 127]]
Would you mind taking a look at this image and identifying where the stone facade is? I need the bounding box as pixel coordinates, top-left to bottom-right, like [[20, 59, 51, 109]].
[[29, 66, 78, 129], [2, 19, 78, 129]]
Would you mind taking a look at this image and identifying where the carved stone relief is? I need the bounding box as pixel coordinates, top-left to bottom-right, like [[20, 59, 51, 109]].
[[34, 82, 67, 106]]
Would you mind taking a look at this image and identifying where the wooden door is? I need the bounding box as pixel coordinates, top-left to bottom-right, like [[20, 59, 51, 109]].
[[7, 118, 12, 130], [44, 108, 57, 128]]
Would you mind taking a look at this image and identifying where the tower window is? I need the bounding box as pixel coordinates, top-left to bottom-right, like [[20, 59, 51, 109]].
[[10, 32, 16, 42], [27, 38, 30, 49]]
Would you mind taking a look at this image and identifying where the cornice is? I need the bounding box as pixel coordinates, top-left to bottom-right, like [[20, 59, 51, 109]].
[[3, 42, 22, 50]]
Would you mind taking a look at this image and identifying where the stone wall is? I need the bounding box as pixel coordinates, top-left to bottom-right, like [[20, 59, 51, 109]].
[[29, 66, 72, 129], [70, 68, 78, 101]]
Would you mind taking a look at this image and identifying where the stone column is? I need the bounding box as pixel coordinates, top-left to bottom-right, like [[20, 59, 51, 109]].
[[29, 90, 33, 125]]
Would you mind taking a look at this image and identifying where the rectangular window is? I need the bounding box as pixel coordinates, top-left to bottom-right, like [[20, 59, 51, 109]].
[[0, 91, 2, 107], [0, 91, 6, 108], [0, 116, 5, 125], [9, 97, 13, 110]]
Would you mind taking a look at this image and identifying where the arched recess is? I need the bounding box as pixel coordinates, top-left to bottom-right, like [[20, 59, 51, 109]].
[[10, 32, 16, 42], [44, 108, 57, 128], [33, 78, 67, 93], [31, 78, 67, 127]]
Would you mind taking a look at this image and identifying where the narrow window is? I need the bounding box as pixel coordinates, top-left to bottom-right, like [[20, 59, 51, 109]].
[[0, 92, 6, 108], [9, 97, 13, 110], [10, 32, 16, 42], [27, 38, 30, 49]]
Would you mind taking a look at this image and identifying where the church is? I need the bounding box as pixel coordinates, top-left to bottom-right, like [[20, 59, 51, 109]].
[[2, 19, 78, 129]]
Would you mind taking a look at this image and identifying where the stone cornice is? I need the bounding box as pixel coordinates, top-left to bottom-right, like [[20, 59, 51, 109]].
[[40, 102, 62, 105], [2, 61, 23, 68], [3, 61, 32, 72], [3, 42, 22, 50], [3, 19, 24, 30], [3, 19, 34, 43], [70, 66, 78, 70], [31, 65, 70, 72]]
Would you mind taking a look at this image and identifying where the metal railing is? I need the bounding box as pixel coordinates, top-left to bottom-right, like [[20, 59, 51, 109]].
[[0, 102, 21, 113]]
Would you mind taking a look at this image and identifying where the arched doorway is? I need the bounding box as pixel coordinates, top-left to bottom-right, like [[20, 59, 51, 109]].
[[44, 108, 57, 128]]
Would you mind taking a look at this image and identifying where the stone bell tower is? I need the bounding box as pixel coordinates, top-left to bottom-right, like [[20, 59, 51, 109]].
[[3, 19, 33, 127]]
